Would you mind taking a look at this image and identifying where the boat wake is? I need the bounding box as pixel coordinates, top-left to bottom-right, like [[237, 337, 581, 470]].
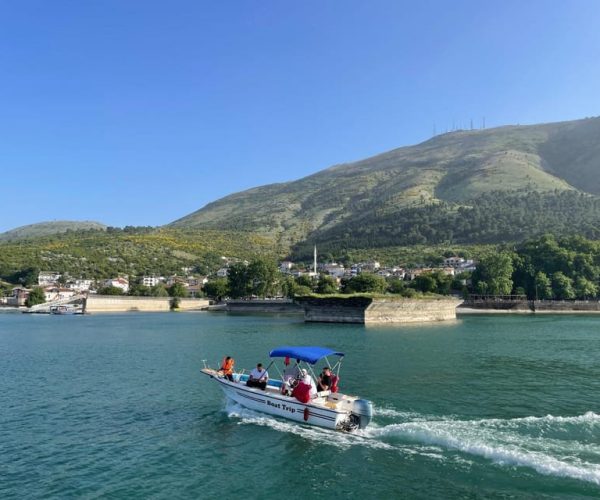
[[368, 409, 600, 485], [225, 400, 600, 485]]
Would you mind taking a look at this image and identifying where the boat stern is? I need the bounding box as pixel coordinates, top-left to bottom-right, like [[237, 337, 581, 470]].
[[351, 399, 373, 429]]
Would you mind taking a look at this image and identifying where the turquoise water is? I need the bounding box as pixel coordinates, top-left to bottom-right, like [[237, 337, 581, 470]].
[[1, 312, 600, 498]]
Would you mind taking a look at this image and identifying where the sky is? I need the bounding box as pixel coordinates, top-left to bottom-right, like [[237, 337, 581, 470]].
[[1, 0, 600, 232]]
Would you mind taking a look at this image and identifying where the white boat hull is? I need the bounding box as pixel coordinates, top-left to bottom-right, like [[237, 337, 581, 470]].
[[201, 368, 370, 431]]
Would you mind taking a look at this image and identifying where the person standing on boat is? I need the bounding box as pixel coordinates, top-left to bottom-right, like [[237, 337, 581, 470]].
[[247, 363, 269, 390], [316, 366, 332, 392], [220, 356, 235, 382]]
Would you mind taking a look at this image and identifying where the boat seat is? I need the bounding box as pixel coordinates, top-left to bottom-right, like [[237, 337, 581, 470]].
[[317, 390, 330, 397]]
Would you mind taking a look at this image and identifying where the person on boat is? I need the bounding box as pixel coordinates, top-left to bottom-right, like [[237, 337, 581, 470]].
[[283, 360, 301, 383], [220, 356, 235, 382], [301, 368, 318, 398], [316, 366, 332, 392], [247, 363, 269, 390]]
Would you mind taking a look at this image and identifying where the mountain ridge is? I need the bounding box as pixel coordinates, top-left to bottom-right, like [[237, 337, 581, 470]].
[[0, 221, 107, 242], [169, 116, 600, 254]]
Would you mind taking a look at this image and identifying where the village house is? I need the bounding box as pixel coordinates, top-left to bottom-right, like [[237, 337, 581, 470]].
[[103, 277, 129, 293], [7, 287, 30, 306], [38, 271, 61, 286], [443, 256, 465, 267], [279, 261, 294, 273], [216, 267, 229, 278], [67, 279, 94, 292], [142, 276, 164, 287], [43, 287, 77, 302], [322, 263, 345, 279], [186, 276, 207, 297]]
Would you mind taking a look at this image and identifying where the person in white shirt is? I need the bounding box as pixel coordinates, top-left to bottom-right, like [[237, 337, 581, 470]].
[[301, 368, 318, 398], [247, 363, 269, 390]]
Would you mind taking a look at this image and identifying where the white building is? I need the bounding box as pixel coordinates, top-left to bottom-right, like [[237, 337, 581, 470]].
[[456, 260, 476, 273], [142, 276, 163, 287], [444, 257, 466, 267], [43, 287, 76, 302], [323, 263, 345, 279], [68, 279, 93, 292], [38, 271, 61, 286], [103, 277, 129, 293], [279, 261, 294, 273], [216, 268, 229, 278]]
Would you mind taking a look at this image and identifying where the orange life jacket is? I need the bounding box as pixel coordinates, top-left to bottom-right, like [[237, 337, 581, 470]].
[[221, 357, 234, 375]]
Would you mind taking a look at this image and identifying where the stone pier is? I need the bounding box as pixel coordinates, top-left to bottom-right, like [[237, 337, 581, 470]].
[[85, 295, 210, 313], [296, 296, 461, 324]]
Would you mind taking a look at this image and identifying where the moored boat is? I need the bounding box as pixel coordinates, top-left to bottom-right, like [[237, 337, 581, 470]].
[[200, 346, 373, 431]]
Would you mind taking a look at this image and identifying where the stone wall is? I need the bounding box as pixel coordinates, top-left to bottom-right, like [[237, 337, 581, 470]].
[[459, 299, 600, 314], [297, 297, 460, 324], [534, 300, 600, 313], [223, 299, 303, 314], [365, 297, 461, 323], [85, 295, 209, 313]]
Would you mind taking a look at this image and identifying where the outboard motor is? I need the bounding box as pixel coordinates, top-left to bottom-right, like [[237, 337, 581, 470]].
[[351, 399, 373, 429]]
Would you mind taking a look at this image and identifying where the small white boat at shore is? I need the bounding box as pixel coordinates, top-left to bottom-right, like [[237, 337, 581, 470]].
[[200, 346, 373, 431]]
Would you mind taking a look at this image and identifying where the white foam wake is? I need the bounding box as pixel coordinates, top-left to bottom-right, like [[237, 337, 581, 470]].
[[225, 400, 600, 485], [368, 411, 600, 485]]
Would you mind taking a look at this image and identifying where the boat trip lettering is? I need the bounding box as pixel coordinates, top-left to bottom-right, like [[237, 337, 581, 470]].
[[267, 400, 296, 414]]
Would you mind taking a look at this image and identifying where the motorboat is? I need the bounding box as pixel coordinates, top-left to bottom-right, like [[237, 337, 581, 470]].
[[200, 346, 373, 431]]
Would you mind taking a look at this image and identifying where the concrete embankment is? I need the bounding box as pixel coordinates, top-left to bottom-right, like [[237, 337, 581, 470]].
[[296, 296, 461, 324], [217, 299, 303, 314], [458, 299, 600, 314], [85, 295, 210, 313]]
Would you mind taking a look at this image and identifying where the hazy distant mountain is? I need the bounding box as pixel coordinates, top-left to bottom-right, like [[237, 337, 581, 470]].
[[171, 116, 600, 255], [0, 221, 107, 241]]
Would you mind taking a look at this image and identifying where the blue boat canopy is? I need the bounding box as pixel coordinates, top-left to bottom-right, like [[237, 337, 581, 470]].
[[269, 346, 344, 365]]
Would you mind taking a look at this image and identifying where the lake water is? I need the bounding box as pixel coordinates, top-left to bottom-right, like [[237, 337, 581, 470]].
[[1, 311, 599, 498]]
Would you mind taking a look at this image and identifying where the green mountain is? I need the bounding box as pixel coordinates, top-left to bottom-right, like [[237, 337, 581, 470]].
[[170, 117, 600, 257], [0, 221, 107, 242]]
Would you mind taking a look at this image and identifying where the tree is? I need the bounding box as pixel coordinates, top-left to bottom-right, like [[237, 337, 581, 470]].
[[387, 278, 406, 294], [169, 282, 188, 298], [203, 278, 229, 300], [295, 275, 315, 290], [574, 276, 597, 299], [11, 267, 40, 288], [552, 272, 575, 300], [150, 283, 169, 297], [26, 287, 46, 307], [472, 252, 514, 295], [227, 262, 250, 298], [316, 275, 338, 294], [247, 258, 278, 297], [414, 274, 437, 293], [432, 271, 453, 295], [129, 284, 151, 296], [534, 271, 553, 299], [343, 273, 387, 294]]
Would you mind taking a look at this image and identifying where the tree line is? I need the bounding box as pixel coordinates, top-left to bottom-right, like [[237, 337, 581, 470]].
[[291, 190, 600, 259], [473, 234, 600, 299]]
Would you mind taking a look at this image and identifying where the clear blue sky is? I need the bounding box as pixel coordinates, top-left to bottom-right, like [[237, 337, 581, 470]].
[[1, 0, 599, 232]]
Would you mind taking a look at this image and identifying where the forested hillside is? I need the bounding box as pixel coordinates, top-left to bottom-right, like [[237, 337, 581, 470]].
[[0, 227, 276, 281], [171, 116, 600, 254], [291, 190, 600, 259]]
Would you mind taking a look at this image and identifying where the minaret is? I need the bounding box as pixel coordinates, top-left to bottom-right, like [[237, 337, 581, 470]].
[[313, 245, 317, 274]]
